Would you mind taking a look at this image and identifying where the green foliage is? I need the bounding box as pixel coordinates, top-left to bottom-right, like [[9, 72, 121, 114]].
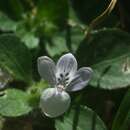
[[112, 88, 130, 130], [0, 12, 17, 31], [0, 0, 24, 20], [77, 28, 130, 89], [45, 26, 84, 56], [0, 89, 32, 117], [36, 0, 68, 27], [45, 34, 69, 57], [0, 34, 32, 83], [16, 27, 39, 49], [55, 106, 107, 130], [0, 0, 130, 130]]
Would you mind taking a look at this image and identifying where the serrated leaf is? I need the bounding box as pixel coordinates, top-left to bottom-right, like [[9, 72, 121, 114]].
[[0, 34, 32, 83], [77, 28, 130, 89], [0, 89, 32, 117], [55, 106, 107, 130]]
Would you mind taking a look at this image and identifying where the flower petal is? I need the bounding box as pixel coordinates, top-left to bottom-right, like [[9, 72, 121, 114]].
[[40, 88, 71, 118], [37, 56, 56, 85], [66, 67, 93, 92], [56, 53, 77, 82]]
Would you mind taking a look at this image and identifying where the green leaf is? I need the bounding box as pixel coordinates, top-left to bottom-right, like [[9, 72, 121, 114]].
[[68, 2, 85, 28], [112, 88, 130, 130], [16, 25, 39, 49], [45, 34, 69, 57], [55, 106, 107, 130], [27, 81, 48, 108], [46, 26, 84, 57], [0, 34, 32, 83], [0, 89, 32, 117], [0, 0, 24, 20], [0, 12, 17, 31], [36, 0, 68, 27], [70, 26, 85, 52], [21, 32, 39, 49], [77, 28, 130, 89]]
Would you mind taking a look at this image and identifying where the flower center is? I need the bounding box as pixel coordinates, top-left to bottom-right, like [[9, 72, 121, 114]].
[[57, 84, 65, 93], [57, 72, 70, 88]]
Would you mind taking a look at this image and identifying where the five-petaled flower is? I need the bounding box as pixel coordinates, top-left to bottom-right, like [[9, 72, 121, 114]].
[[37, 53, 93, 117]]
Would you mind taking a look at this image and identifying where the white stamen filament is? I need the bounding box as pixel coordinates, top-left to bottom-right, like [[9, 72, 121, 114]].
[[57, 85, 65, 93]]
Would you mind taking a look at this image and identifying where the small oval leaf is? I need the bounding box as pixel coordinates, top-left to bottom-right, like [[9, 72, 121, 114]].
[[0, 89, 32, 117]]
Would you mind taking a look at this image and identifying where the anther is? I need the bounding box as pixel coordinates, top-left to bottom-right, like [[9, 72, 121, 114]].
[[60, 73, 63, 78], [58, 78, 61, 81], [65, 72, 69, 76], [65, 77, 69, 81]]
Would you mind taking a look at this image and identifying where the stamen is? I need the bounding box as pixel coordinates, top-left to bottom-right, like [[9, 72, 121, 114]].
[[65, 77, 69, 81], [58, 78, 61, 81], [65, 81, 68, 84], [57, 72, 70, 87], [65, 72, 69, 76], [57, 85, 65, 92], [60, 73, 63, 78]]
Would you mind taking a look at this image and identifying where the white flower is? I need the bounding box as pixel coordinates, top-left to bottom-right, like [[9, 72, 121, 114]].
[[37, 53, 93, 117]]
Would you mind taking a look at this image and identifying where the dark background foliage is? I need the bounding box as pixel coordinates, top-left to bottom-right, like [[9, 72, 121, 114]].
[[0, 0, 130, 130]]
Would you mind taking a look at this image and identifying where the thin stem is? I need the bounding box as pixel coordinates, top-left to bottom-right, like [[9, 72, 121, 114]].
[[85, 0, 117, 38]]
